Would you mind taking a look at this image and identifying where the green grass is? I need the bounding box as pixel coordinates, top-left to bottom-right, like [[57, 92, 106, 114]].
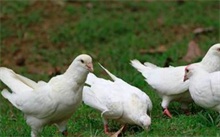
[[0, 0, 219, 136]]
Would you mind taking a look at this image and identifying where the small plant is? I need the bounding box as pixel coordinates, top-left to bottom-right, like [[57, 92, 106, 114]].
[[198, 110, 220, 127]]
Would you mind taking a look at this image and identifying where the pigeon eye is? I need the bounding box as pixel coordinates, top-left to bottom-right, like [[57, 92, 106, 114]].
[[80, 60, 84, 63], [217, 48, 220, 52], [185, 67, 189, 73]]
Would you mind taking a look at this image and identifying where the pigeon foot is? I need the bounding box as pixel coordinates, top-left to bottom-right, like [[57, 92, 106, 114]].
[[163, 108, 172, 118]]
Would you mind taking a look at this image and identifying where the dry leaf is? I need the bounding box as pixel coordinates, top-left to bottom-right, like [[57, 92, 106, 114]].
[[86, 2, 93, 9], [193, 27, 214, 35], [48, 67, 62, 77], [157, 16, 164, 26], [181, 40, 202, 62], [139, 45, 167, 54]]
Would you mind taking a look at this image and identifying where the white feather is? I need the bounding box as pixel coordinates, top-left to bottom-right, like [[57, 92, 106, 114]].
[[185, 64, 220, 113], [83, 64, 152, 130], [0, 54, 93, 137], [131, 43, 220, 113]]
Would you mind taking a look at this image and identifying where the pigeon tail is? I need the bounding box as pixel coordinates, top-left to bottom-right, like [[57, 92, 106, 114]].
[[143, 62, 158, 68], [1, 89, 18, 108], [0, 67, 33, 93], [1, 89, 11, 99], [98, 63, 117, 81], [130, 60, 153, 76], [15, 74, 38, 89]]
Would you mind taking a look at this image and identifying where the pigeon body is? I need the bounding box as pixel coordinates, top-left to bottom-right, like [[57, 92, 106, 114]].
[[83, 64, 152, 133], [131, 43, 220, 117], [184, 64, 220, 113], [1, 54, 93, 137]]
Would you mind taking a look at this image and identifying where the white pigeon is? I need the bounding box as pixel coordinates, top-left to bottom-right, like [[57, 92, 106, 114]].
[[83, 64, 152, 134], [131, 43, 220, 118], [0, 54, 93, 137], [183, 63, 220, 113]]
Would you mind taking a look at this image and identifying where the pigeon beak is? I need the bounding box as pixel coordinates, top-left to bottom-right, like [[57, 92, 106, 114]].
[[183, 75, 188, 82], [144, 125, 150, 132], [86, 63, 94, 72]]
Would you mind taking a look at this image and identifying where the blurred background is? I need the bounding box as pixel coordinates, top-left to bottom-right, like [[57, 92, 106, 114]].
[[1, 0, 219, 77], [0, 0, 219, 136]]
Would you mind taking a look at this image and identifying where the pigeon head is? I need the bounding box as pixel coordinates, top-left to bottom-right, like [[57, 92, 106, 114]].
[[74, 54, 94, 72], [200, 43, 220, 72], [183, 65, 192, 81], [138, 115, 151, 131], [206, 43, 220, 56], [183, 64, 206, 81]]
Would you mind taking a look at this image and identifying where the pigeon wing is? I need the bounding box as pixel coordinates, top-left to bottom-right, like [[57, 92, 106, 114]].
[[83, 86, 109, 112]]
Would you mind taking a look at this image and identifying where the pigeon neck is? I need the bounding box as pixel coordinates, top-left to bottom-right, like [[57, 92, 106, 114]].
[[190, 70, 208, 82], [64, 63, 88, 84], [201, 54, 220, 72]]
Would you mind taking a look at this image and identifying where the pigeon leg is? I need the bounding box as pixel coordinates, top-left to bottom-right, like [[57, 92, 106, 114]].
[[163, 108, 172, 118], [31, 130, 39, 137], [31, 127, 42, 137], [104, 124, 109, 134], [162, 97, 172, 118], [56, 120, 68, 136], [28, 119, 43, 137], [102, 117, 109, 134]]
